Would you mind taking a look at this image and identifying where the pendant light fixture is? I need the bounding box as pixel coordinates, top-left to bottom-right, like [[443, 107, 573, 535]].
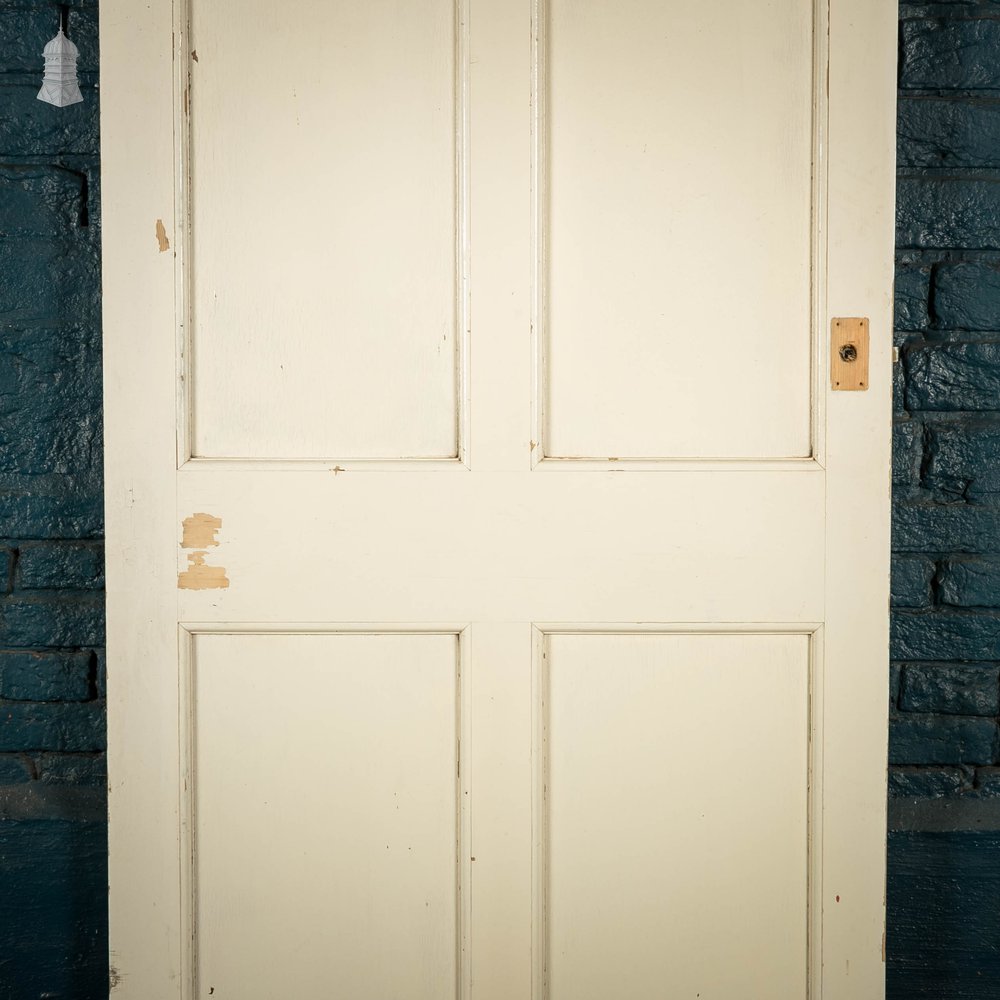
[[37, 14, 83, 108]]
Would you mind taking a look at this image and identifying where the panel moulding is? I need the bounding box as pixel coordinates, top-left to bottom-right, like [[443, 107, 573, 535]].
[[172, 0, 471, 469], [529, 0, 829, 467], [177, 626, 470, 1000], [529, 625, 823, 999]]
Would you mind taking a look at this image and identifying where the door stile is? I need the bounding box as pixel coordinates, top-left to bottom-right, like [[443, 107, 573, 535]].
[[821, 0, 896, 995], [103, 0, 184, 992]]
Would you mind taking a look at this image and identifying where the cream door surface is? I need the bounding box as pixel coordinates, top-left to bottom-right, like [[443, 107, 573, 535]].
[[101, 1, 896, 998]]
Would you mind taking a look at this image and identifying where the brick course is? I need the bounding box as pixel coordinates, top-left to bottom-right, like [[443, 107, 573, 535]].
[[899, 98, 1000, 170], [900, 663, 1000, 716], [901, 18, 1000, 90]]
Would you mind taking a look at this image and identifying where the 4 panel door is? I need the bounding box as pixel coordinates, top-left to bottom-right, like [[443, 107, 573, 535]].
[[101, 1, 896, 997]]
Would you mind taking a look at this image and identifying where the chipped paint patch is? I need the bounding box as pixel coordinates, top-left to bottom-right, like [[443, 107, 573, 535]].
[[181, 513, 222, 549], [179, 514, 227, 588], [155, 219, 170, 252], [178, 551, 229, 590]]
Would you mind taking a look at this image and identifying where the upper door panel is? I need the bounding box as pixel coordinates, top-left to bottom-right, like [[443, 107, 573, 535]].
[[188, 0, 460, 461], [541, 0, 816, 460]]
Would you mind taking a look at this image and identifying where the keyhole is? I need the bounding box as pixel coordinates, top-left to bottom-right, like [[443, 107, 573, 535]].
[[839, 343, 858, 362]]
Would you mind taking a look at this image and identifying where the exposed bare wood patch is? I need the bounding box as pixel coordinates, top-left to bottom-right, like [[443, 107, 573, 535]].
[[155, 219, 170, 252], [181, 512, 222, 548], [178, 551, 229, 590]]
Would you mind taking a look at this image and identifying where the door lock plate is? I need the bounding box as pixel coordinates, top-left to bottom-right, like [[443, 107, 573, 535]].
[[831, 317, 869, 391]]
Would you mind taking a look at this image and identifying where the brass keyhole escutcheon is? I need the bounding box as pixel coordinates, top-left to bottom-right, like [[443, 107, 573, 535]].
[[839, 343, 858, 363]]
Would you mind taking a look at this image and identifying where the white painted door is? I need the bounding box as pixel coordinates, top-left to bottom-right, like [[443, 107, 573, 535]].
[[101, 1, 896, 998]]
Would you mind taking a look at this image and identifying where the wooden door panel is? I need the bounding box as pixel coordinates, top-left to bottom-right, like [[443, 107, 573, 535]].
[[544, 0, 814, 460], [190, 632, 460, 997], [188, 0, 460, 460], [543, 633, 810, 999]]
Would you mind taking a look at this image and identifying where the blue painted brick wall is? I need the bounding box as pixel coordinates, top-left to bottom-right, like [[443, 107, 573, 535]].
[[891, 1, 1000, 997], [893, 5, 1000, 788], [0, 2, 106, 998]]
